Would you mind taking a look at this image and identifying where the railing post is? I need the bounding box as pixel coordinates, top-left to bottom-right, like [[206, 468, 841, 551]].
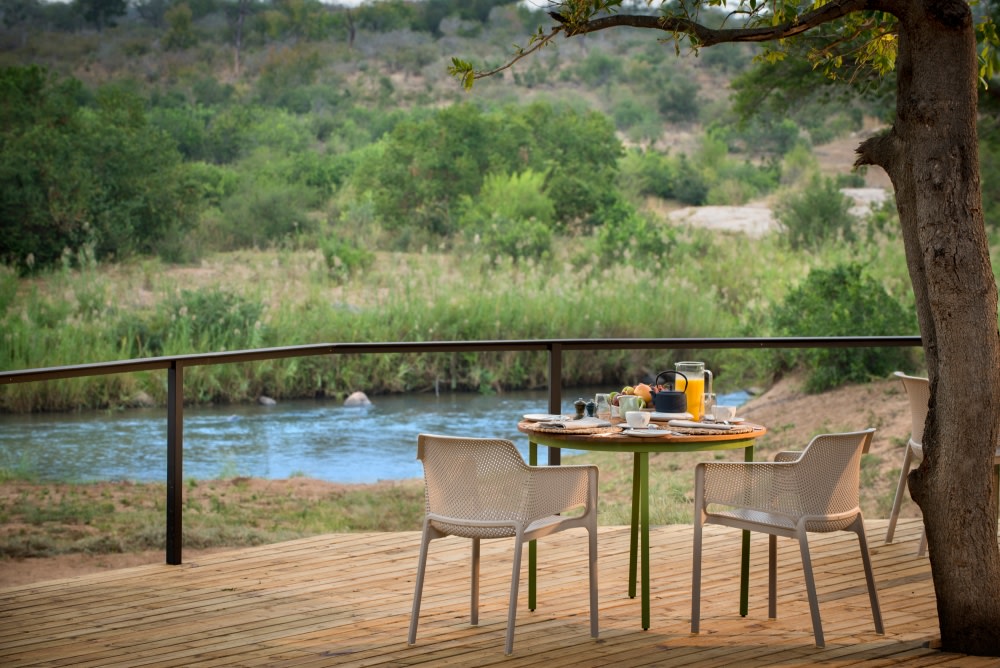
[[547, 343, 562, 466], [166, 362, 184, 565]]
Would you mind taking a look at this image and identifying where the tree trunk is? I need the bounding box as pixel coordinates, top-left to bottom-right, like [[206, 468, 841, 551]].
[[857, 0, 1000, 654]]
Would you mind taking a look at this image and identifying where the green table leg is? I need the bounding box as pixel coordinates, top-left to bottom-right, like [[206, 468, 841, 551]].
[[639, 451, 650, 631], [529, 441, 537, 611], [628, 452, 641, 600], [740, 444, 754, 617]]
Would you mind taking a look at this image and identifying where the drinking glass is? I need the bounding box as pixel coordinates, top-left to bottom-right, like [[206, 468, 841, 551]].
[[703, 392, 716, 421], [594, 393, 611, 419]]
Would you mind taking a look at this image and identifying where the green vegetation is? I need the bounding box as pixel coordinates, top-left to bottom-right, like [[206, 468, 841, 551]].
[[0, 477, 426, 558], [0, 1, 933, 414], [769, 263, 920, 392]]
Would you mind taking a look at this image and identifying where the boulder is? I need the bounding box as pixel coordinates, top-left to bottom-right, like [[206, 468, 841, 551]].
[[344, 391, 372, 407], [258, 395, 277, 406]]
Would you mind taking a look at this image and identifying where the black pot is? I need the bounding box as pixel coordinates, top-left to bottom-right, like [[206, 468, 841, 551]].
[[652, 370, 688, 413]]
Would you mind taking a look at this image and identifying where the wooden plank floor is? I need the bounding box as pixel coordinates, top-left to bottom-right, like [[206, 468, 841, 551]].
[[0, 518, 995, 667]]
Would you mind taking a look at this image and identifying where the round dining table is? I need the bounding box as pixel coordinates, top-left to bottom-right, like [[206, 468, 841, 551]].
[[517, 416, 767, 631]]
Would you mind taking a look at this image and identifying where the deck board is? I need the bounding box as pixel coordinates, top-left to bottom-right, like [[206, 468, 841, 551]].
[[0, 519, 992, 667]]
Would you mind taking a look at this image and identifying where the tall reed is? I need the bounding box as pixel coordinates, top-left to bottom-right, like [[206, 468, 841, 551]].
[[1, 226, 911, 412]]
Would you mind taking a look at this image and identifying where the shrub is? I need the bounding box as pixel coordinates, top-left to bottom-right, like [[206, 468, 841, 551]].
[[218, 177, 317, 249], [320, 235, 375, 282], [769, 263, 919, 392], [656, 74, 700, 123], [114, 288, 267, 357], [593, 198, 674, 266], [618, 148, 676, 200], [459, 170, 555, 261], [473, 214, 553, 262], [672, 155, 709, 206], [775, 175, 856, 250], [0, 67, 199, 271]]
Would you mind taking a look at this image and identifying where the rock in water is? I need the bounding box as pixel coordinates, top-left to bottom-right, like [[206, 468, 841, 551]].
[[344, 391, 372, 407], [258, 395, 277, 406]]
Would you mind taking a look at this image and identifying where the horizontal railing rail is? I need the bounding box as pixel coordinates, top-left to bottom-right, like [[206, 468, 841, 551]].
[[0, 336, 922, 564]]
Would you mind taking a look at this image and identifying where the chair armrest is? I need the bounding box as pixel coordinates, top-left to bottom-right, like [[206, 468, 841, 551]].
[[527, 465, 598, 520]]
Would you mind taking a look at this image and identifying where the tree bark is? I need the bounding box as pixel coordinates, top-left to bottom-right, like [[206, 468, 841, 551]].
[[856, 0, 1000, 654]]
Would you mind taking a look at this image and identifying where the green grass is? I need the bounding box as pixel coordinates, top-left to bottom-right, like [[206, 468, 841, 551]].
[[0, 477, 426, 559]]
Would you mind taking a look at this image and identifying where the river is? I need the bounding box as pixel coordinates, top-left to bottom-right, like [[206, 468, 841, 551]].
[[0, 388, 749, 484]]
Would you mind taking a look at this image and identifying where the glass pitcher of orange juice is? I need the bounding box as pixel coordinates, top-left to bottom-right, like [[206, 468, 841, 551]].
[[675, 361, 713, 421]]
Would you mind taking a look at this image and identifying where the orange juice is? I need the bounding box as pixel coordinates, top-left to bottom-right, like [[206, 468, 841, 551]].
[[680, 376, 705, 420]]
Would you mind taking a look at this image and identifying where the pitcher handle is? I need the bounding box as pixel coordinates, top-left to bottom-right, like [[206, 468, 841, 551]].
[[705, 370, 713, 397]]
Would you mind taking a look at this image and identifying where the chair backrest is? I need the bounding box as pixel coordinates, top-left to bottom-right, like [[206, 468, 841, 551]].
[[894, 371, 930, 447], [417, 434, 531, 522], [794, 428, 876, 517]]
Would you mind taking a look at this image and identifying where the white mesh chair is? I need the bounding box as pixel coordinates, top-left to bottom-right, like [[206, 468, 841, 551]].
[[886, 371, 1000, 556], [691, 428, 883, 648], [408, 433, 599, 656], [884, 372, 931, 555]]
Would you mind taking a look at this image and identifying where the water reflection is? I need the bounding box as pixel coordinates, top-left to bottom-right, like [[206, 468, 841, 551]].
[[0, 388, 749, 483]]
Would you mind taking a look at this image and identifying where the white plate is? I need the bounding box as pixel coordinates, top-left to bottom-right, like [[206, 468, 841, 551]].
[[704, 415, 746, 424], [650, 411, 692, 421], [668, 419, 734, 431], [621, 428, 667, 438], [523, 413, 567, 422]]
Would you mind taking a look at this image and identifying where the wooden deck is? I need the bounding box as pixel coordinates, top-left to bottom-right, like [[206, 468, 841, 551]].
[[1, 518, 996, 667]]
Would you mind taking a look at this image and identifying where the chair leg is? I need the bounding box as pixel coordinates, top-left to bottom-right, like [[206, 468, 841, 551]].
[[885, 444, 915, 544], [588, 521, 599, 639], [408, 520, 434, 646], [768, 534, 777, 620], [506, 535, 524, 656], [852, 517, 885, 635], [691, 471, 705, 634], [471, 537, 480, 625], [796, 531, 825, 648]]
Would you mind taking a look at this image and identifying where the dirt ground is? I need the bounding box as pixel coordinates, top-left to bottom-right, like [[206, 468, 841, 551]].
[[0, 371, 916, 589]]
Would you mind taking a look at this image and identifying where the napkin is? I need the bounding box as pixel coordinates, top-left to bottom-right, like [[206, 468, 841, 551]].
[[536, 417, 612, 430], [667, 419, 734, 431]]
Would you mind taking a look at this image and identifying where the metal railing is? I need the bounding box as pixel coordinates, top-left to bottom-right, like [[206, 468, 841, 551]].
[[1, 335, 921, 564]]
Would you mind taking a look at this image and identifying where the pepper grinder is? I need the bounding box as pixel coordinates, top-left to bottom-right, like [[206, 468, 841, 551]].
[[574, 398, 587, 419]]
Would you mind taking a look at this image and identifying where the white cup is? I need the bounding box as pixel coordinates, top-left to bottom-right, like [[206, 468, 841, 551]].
[[714, 405, 737, 422], [625, 411, 651, 429]]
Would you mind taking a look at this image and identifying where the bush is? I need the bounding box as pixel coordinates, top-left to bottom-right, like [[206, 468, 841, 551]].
[[0, 67, 199, 271], [217, 177, 317, 249], [114, 288, 267, 357], [473, 214, 553, 262], [618, 148, 676, 200], [320, 235, 375, 282], [673, 155, 709, 206], [769, 263, 919, 392], [593, 198, 674, 266], [459, 170, 555, 261], [775, 175, 856, 250], [656, 74, 700, 123], [350, 101, 621, 237]]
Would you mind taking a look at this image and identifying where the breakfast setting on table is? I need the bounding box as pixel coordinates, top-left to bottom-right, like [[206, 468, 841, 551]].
[[518, 361, 762, 440], [513, 361, 767, 630]]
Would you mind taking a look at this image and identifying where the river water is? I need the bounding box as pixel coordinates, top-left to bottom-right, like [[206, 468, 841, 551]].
[[0, 388, 749, 484]]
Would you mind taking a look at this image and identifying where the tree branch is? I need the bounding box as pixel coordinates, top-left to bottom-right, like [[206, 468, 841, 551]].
[[555, 0, 880, 46], [470, 25, 565, 82]]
